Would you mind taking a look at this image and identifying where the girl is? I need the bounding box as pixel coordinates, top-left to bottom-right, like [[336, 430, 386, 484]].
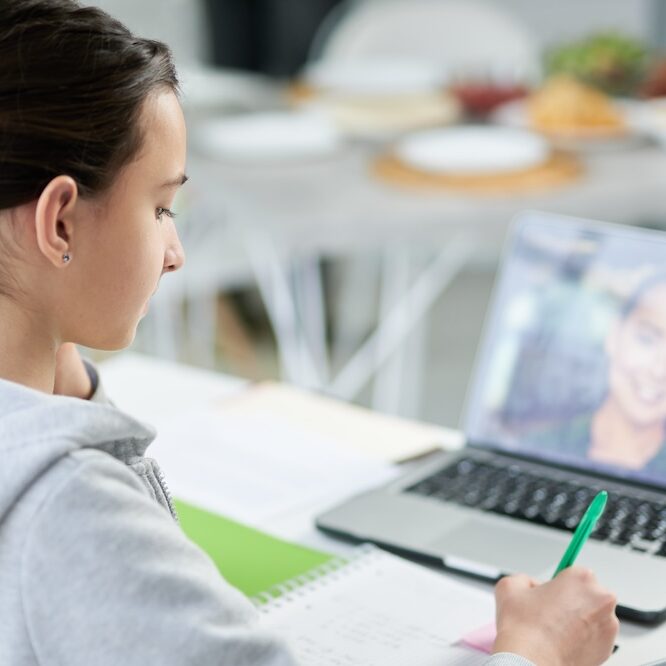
[[0, 1, 619, 664]]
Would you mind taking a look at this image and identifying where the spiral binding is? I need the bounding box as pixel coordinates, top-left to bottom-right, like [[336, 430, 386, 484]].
[[251, 543, 380, 612]]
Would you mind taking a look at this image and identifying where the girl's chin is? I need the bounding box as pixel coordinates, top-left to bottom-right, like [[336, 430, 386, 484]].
[[92, 306, 147, 351]]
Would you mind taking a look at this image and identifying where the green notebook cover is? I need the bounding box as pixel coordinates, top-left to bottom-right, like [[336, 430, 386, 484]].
[[174, 499, 339, 598]]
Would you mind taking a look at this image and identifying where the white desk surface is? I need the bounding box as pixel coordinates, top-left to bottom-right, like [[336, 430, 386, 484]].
[[100, 352, 666, 665], [99, 352, 248, 423]]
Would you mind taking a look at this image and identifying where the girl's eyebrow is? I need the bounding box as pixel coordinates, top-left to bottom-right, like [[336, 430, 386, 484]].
[[160, 174, 189, 188]]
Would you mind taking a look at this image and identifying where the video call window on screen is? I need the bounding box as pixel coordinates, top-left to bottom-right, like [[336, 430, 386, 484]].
[[466, 216, 666, 486]]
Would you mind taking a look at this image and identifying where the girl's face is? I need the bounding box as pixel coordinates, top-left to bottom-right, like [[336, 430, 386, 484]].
[[606, 283, 666, 427], [57, 90, 187, 350]]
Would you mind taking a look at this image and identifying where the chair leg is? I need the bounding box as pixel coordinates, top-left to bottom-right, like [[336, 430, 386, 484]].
[[328, 233, 475, 406]]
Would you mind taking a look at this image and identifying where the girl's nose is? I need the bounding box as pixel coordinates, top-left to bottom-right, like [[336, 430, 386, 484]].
[[163, 236, 185, 273]]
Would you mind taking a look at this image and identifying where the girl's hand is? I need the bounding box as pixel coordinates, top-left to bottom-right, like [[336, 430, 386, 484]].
[[53, 343, 94, 399], [493, 567, 619, 666]]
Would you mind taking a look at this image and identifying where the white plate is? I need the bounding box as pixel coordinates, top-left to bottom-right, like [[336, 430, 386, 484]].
[[395, 126, 549, 175], [305, 93, 461, 140], [195, 112, 342, 163], [304, 57, 445, 97]]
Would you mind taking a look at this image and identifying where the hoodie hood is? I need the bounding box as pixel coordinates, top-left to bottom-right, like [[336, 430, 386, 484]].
[[0, 377, 156, 523]]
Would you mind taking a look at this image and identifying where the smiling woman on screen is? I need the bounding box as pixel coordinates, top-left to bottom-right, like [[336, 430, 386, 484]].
[[589, 273, 666, 471], [531, 272, 666, 476], [0, 1, 618, 664]]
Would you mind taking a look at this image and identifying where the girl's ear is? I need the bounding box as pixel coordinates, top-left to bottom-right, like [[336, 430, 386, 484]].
[[34, 175, 79, 268]]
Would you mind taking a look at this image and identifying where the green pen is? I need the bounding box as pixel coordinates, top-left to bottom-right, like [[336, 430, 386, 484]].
[[552, 490, 608, 578]]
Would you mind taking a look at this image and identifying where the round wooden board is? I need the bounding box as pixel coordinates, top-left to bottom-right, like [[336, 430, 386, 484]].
[[373, 150, 583, 195]]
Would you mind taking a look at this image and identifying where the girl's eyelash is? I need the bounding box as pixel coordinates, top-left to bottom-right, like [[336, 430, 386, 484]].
[[156, 207, 177, 221]]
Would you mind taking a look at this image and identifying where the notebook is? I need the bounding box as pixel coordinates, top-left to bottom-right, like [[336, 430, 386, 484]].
[[175, 500, 495, 665], [254, 545, 495, 666], [174, 499, 334, 597], [211, 381, 461, 462]]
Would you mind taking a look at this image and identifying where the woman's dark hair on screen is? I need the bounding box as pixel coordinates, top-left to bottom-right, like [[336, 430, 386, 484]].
[[620, 269, 666, 319], [0, 0, 179, 212]]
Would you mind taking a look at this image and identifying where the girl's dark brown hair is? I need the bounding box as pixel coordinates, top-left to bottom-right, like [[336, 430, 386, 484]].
[[0, 0, 179, 211]]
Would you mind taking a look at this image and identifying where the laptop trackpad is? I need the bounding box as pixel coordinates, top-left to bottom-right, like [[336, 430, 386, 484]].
[[430, 518, 565, 578]]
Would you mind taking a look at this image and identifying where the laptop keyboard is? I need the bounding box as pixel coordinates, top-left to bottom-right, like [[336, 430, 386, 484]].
[[406, 457, 666, 558]]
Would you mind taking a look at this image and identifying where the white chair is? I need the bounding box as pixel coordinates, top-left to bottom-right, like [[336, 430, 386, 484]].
[[311, 0, 539, 81], [300, 0, 539, 417]]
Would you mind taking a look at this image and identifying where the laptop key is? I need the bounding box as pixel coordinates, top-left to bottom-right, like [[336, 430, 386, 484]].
[[523, 503, 542, 519], [648, 523, 666, 541], [480, 494, 501, 511]]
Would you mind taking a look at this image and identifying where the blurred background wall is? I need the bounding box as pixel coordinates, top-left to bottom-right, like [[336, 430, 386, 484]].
[[93, 0, 657, 75]]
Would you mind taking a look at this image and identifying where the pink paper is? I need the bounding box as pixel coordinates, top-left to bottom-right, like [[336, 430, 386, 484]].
[[460, 621, 497, 654]]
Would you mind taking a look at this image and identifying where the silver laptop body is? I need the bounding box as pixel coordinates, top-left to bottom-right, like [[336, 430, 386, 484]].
[[317, 212, 666, 624]]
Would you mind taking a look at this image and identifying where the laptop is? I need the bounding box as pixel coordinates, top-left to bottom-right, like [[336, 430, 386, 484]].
[[317, 211, 666, 624]]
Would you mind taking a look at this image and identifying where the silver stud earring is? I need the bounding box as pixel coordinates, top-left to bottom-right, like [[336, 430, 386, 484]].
[[62, 253, 71, 264]]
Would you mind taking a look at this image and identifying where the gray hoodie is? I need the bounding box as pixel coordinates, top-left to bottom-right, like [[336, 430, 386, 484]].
[[0, 364, 533, 666]]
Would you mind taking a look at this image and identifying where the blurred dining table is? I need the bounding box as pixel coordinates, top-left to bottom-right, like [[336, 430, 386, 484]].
[[188, 136, 666, 253]]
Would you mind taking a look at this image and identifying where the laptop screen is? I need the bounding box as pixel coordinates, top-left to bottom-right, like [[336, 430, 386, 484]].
[[465, 212, 666, 489]]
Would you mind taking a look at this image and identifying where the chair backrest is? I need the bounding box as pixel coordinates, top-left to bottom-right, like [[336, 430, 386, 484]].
[[311, 0, 539, 81]]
